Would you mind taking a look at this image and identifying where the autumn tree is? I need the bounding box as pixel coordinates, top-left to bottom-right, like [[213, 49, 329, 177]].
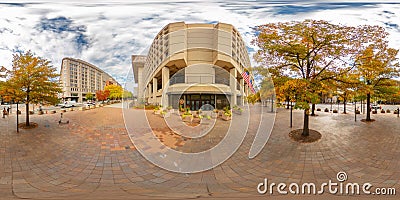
[[104, 84, 123, 100], [253, 20, 369, 136], [0, 51, 61, 127], [356, 44, 399, 121], [247, 92, 261, 105], [96, 90, 110, 102], [333, 73, 360, 114]]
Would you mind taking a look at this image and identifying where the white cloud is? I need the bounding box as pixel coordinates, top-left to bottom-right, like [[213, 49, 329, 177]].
[[0, 1, 399, 86]]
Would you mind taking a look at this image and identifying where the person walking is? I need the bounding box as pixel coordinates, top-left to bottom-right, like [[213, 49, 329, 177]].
[[2, 108, 7, 118], [7, 107, 10, 115]]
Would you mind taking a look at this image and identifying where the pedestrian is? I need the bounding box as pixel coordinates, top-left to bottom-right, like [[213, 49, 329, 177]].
[[2, 108, 6, 118], [7, 107, 10, 115]]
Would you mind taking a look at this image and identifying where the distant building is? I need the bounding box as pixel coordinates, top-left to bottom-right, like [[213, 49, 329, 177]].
[[59, 58, 119, 103], [132, 22, 255, 110]]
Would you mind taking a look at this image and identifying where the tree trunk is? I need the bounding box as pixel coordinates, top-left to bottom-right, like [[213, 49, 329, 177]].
[[343, 98, 347, 114], [302, 109, 310, 136], [311, 104, 316, 116], [25, 92, 30, 127], [366, 93, 371, 121]]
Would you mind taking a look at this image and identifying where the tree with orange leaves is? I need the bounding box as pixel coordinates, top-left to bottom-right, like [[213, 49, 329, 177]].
[[0, 50, 61, 127]]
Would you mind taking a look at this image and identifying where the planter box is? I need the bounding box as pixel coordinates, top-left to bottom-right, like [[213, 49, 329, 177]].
[[332, 110, 338, 113], [324, 108, 329, 112], [181, 115, 192, 123], [386, 110, 390, 113], [317, 108, 321, 111], [222, 114, 231, 121], [381, 110, 386, 113], [29, 111, 34, 115]]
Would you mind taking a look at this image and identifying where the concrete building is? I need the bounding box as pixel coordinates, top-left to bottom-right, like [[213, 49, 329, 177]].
[[132, 22, 254, 110], [60, 58, 119, 103]]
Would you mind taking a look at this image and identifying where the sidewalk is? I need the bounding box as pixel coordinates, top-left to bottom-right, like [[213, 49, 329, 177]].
[[0, 106, 399, 199]]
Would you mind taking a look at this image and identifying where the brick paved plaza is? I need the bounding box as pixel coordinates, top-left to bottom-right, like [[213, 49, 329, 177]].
[[0, 105, 399, 199]]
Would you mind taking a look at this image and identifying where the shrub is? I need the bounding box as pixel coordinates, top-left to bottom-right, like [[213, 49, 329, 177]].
[[324, 108, 329, 112], [332, 109, 338, 113]]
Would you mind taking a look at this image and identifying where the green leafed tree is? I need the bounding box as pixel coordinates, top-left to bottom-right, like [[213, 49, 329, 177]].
[[0, 51, 61, 127], [86, 92, 94, 101], [123, 90, 133, 99]]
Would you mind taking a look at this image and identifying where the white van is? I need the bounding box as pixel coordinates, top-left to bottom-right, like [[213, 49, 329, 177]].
[[57, 101, 77, 108]]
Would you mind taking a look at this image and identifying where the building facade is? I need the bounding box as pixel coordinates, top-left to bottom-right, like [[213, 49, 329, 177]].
[[60, 58, 119, 103], [132, 22, 254, 110]]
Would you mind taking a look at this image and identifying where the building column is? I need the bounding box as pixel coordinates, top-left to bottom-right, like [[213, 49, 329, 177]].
[[153, 78, 157, 105], [162, 67, 170, 108], [137, 67, 144, 103], [229, 68, 237, 107], [240, 78, 245, 106], [148, 83, 152, 103]]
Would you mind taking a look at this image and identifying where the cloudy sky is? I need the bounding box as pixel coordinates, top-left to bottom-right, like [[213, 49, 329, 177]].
[[1, 0, 400, 87]]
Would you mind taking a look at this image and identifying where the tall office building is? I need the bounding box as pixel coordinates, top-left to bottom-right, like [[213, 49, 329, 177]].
[[60, 58, 119, 103], [132, 22, 254, 110]]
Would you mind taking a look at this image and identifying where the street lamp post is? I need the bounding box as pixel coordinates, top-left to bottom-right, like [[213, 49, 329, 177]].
[[271, 94, 274, 113], [361, 99, 363, 114], [355, 101, 357, 122], [290, 101, 293, 128], [16, 102, 19, 133]]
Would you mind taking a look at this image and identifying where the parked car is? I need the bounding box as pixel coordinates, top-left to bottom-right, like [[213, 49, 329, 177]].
[[371, 105, 381, 110]]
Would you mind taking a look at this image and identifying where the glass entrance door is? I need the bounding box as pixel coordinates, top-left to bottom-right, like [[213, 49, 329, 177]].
[[185, 94, 215, 111]]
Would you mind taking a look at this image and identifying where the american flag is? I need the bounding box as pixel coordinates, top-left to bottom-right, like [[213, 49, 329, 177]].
[[241, 71, 256, 94]]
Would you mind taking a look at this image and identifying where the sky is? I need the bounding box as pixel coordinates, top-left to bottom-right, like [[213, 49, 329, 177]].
[[1, 0, 400, 88]]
